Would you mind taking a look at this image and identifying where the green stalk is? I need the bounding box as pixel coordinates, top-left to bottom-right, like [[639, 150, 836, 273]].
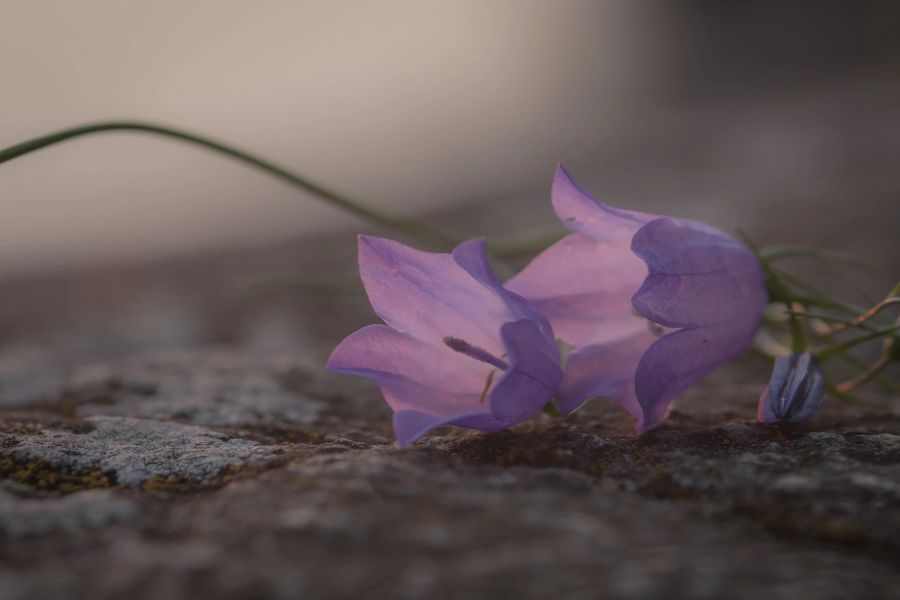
[[737, 230, 805, 351], [759, 244, 877, 305], [815, 323, 900, 362], [836, 355, 890, 393], [853, 292, 900, 323], [786, 289, 899, 336], [825, 379, 869, 406], [759, 244, 876, 270], [837, 354, 900, 394], [772, 270, 868, 315], [0, 121, 458, 249], [835, 352, 900, 394], [783, 310, 879, 332]]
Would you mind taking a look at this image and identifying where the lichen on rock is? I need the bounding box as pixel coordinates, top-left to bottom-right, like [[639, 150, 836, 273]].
[[1, 416, 284, 488]]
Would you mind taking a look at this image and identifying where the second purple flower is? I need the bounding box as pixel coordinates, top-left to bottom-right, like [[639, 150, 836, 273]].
[[507, 166, 768, 432]]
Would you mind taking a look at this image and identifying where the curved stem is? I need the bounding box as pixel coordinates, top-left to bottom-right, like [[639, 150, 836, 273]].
[[836, 355, 890, 394], [830, 289, 900, 334], [0, 121, 458, 249], [737, 229, 805, 350], [784, 310, 880, 332], [769, 267, 869, 315], [815, 323, 900, 362], [836, 352, 900, 394]]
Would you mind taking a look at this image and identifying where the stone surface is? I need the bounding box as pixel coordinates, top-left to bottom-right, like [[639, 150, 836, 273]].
[[0, 487, 135, 539], [2, 416, 285, 488], [69, 353, 323, 427], [0, 318, 897, 599]]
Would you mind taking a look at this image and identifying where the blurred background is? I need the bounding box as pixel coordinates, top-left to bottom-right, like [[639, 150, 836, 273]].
[[2, 0, 898, 277], [0, 0, 898, 368]]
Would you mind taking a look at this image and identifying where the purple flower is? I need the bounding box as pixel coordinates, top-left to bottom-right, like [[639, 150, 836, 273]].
[[506, 166, 768, 432], [757, 352, 824, 423], [327, 236, 562, 447]]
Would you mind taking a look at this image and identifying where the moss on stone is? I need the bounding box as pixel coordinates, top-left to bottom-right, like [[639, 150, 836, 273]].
[[0, 456, 115, 493], [139, 473, 189, 491]]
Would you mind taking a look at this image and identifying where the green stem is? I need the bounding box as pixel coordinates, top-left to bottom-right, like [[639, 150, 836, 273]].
[[542, 400, 562, 418], [831, 296, 900, 332], [772, 269, 868, 315], [759, 244, 876, 270], [825, 379, 869, 406], [836, 355, 890, 393], [737, 230, 805, 350], [759, 245, 877, 306], [815, 323, 900, 362], [784, 310, 879, 332], [785, 290, 899, 338], [835, 353, 900, 394], [0, 121, 458, 249]]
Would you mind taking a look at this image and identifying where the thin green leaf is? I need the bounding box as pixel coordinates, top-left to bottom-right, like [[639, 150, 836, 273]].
[[0, 121, 459, 250], [815, 323, 900, 361], [759, 245, 877, 271], [835, 353, 900, 394], [774, 270, 867, 315], [825, 380, 870, 407], [783, 310, 879, 331], [762, 244, 879, 308]]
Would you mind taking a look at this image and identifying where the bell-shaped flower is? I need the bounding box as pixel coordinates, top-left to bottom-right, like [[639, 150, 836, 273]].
[[506, 166, 768, 432], [757, 352, 824, 423], [327, 236, 562, 446]]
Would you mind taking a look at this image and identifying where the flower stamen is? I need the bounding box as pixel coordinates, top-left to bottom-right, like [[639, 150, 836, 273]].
[[443, 336, 510, 371]]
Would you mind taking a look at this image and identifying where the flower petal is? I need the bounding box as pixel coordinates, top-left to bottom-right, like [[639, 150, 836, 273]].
[[327, 324, 488, 417], [629, 218, 766, 430], [757, 352, 825, 424], [507, 166, 660, 350], [506, 233, 648, 348], [357, 235, 513, 353], [330, 237, 563, 446], [452, 238, 554, 337], [512, 169, 767, 432], [631, 218, 767, 329], [634, 325, 758, 431], [489, 319, 562, 423], [328, 320, 559, 447], [757, 354, 792, 423], [393, 410, 506, 448], [552, 164, 655, 242], [557, 332, 656, 417]]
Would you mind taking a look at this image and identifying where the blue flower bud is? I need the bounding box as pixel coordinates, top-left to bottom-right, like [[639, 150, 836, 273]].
[[757, 352, 824, 424]]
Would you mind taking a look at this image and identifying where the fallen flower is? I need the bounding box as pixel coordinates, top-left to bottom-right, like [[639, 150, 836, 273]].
[[506, 166, 768, 432], [757, 352, 824, 423], [327, 236, 562, 446]]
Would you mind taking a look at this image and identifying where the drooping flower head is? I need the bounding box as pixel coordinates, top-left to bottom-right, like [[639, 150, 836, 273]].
[[327, 236, 562, 446], [507, 166, 768, 432], [757, 352, 824, 424]]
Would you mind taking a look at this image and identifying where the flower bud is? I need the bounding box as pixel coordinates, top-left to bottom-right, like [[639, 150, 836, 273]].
[[757, 352, 824, 424]]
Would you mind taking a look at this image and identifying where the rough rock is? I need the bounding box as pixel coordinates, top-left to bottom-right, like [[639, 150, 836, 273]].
[[1, 416, 284, 487], [68, 353, 323, 427], [1, 334, 897, 599], [0, 487, 135, 539]]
